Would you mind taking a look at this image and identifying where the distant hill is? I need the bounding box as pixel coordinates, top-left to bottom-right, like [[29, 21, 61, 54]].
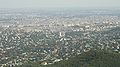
[[16, 50, 120, 67]]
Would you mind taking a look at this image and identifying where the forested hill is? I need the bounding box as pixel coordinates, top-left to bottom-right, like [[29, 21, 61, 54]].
[[16, 50, 120, 67]]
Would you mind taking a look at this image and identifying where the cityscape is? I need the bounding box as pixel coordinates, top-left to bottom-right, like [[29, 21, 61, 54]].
[[0, 8, 120, 67]]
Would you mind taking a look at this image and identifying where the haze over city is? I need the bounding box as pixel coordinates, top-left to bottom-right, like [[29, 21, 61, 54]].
[[0, 0, 120, 8]]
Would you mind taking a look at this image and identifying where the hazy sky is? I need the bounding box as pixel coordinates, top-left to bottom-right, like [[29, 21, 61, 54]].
[[0, 0, 120, 8]]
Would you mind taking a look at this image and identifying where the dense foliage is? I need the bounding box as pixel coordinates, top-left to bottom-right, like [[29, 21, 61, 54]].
[[16, 50, 120, 67]]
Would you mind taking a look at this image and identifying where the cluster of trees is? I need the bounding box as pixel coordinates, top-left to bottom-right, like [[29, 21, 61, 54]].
[[15, 49, 120, 67]]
